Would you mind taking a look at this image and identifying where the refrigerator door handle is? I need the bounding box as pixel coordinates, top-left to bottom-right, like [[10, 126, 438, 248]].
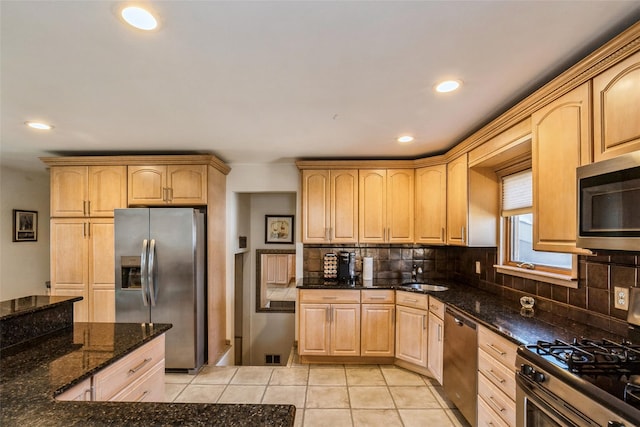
[[148, 239, 158, 307], [140, 239, 150, 306]]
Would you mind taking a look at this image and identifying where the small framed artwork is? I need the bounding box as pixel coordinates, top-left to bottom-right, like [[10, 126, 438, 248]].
[[13, 209, 38, 242], [265, 215, 294, 244]]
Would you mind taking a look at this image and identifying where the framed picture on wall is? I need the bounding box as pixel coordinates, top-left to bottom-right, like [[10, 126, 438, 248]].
[[265, 215, 294, 244], [13, 209, 38, 242]]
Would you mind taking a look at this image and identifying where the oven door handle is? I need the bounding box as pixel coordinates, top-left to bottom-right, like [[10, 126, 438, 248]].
[[516, 374, 599, 427]]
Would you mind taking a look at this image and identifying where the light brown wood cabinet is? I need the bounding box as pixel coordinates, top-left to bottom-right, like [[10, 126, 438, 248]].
[[50, 166, 127, 217], [50, 218, 115, 323], [360, 290, 395, 357], [415, 164, 447, 244], [477, 326, 518, 427], [359, 169, 414, 243], [128, 164, 207, 205], [427, 297, 444, 385], [301, 169, 358, 243], [593, 50, 640, 162], [395, 291, 429, 367], [446, 154, 468, 245], [532, 82, 591, 254], [298, 290, 361, 357], [265, 254, 291, 285], [57, 334, 165, 403]]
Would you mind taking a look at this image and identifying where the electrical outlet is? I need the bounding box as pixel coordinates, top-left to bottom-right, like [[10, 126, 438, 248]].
[[475, 261, 481, 275], [614, 287, 629, 311]]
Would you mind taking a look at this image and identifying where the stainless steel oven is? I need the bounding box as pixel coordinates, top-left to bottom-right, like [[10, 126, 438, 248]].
[[576, 150, 640, 251], [516, 344, 639, 427]]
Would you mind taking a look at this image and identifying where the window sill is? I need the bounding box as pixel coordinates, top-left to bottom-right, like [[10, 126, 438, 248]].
[[494, 265, 578, 288]]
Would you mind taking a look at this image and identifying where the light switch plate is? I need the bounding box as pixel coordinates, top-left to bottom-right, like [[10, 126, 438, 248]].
[[475, 261, 481, 274], [614, 286, 629, 310]]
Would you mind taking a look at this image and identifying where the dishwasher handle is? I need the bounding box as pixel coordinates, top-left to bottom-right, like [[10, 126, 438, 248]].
[[445, 307, 477, 329]]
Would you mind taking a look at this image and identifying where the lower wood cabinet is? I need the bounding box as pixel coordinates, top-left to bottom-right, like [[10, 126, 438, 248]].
[[395, 304, 428, 367], [361, 290, 395, 357], [427, 297, 444, 385], [56, 334, 165, 403], [477, 325, 518, 426], [298, 290, 361, 357]]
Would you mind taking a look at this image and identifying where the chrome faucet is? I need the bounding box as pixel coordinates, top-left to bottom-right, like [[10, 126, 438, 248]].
[[411, 264, 423, 282]]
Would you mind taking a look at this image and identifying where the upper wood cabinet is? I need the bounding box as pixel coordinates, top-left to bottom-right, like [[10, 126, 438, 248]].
[[446, 154, 468, 245], [415, 164, 447, 245], [359, 169, 414, 243], [532, 82, 592, 254], [593, 50, 640, 162], [50, 166, 127, 217], [301, 169, 358, 243], [128, 164, 207, 206]]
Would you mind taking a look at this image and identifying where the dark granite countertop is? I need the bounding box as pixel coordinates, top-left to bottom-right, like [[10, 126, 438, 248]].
[[0, 295, 82, 320], [0, 322, 295, 426], [297, 277, 640, 346]]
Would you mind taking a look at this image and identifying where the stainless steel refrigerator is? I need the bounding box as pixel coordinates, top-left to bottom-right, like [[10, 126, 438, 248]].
[[115, 208, 205, 374]]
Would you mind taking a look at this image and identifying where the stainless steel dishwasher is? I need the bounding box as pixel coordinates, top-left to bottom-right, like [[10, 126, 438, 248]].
[[443, 307, 478, 427]]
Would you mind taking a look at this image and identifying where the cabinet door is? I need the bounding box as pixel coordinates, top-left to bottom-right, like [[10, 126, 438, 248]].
[[427, 312, 444, 385], [88, 166, 127, 217], [330, 304, 361, 356], [55, 378, 92, 401], [387, 169, 414, 242], [302, 170, 330, 243], [447, 153, 468, 245], [359, 170, 387, 243], [51, 166, 88, 217], [89, 219, 115, 322], [265, 254, 278, 283], [299, 304, 331, 356], [395, 305, 428, 366], [361, 304, 395, 357], [167, 165, 207, 205], [51, 219, 89, 322], [532, 83, 591, 254], [593, 51, 640, 162], [415, 165, 447, 244], [275, 254, 289, 284], [330, 170, 358, 243], [128, 166, 166, 205]]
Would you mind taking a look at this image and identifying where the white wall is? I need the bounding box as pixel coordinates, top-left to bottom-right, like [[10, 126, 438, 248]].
[[225, 162, 300, 365], [0, 166, 51, 300]]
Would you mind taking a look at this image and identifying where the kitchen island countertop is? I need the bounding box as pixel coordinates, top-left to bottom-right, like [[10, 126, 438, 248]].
[[0, 320, 295, 426]]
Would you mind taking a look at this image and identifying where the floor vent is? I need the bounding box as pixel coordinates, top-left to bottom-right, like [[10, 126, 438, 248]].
[[265, 354, 281, 365]]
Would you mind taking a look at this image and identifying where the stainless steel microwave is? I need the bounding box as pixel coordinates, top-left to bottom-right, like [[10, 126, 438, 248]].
[[576, 151, 640, 251]]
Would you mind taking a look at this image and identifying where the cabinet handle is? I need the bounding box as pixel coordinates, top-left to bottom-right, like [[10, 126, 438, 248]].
[[437, 323, 442, 342], [322, 296, 337, 300], [430, 304, 438, 310], [422, 315, 426, 330], [169, 187, 174, 202], [128, 357, 152, 375], [403, 298, 418, 303], [486, 369, 506, 384], [461, 226, 465, 243], [488, 395, 506, 412], [135, 390, 150, 402], [487, 343, 507, 356], [84, 387, 93, 401], [441, 227, 445, 242], [82, 200, 87, 216], [326, 307, 330, 322], [87, 200, 91, 216], [369, 296, 386, 300], [87, 222, 91, 238]]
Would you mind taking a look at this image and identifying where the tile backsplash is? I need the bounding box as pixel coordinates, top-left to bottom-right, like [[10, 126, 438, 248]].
[[303, 244, 640, 334]]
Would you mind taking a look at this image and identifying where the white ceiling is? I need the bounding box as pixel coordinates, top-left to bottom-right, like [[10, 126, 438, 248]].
[[2, 1, 640, 173]]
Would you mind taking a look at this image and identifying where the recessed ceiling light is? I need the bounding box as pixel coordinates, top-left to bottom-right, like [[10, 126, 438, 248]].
[[435, 80, 462, 93], [25, 121, 53, 130], [397, 135, 414, 144], [121, 6, 158, 30]]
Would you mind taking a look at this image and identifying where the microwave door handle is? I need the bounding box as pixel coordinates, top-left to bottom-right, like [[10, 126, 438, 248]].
[[140, 239, 149, 306], [148, 239, 157, 307]]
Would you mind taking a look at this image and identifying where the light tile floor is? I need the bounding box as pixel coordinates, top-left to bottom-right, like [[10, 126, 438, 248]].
[[165, 358, 470, 427]]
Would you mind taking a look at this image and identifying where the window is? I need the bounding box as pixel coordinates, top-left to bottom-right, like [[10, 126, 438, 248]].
[[498, 169, 576, 286]]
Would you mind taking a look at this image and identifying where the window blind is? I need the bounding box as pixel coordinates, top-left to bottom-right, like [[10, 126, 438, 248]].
[[502, 169, 532, 216]]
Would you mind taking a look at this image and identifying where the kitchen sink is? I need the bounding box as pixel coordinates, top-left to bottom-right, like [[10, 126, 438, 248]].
[[401, 282, 449, 292]]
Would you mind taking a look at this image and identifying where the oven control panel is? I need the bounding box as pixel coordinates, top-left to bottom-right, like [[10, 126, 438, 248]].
[[520, 364, 546, 383]]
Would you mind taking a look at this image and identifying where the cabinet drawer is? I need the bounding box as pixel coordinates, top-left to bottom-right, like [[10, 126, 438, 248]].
[[478, 373, 516, 427], [93, 335, 165, 401], [478, 394, 511, 427], [428, 297, 445, 319], [299, 289, 361, 303], [478, 326, 517, 369], [55, 377, 92, 401], [395, 290, 429, 310], [361, 289, 395, 303], [110, 360, 165, 402], [478, 349, 516, 401]]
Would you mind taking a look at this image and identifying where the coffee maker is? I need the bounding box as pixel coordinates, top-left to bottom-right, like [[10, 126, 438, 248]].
[[337, 251, 356, 281]]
